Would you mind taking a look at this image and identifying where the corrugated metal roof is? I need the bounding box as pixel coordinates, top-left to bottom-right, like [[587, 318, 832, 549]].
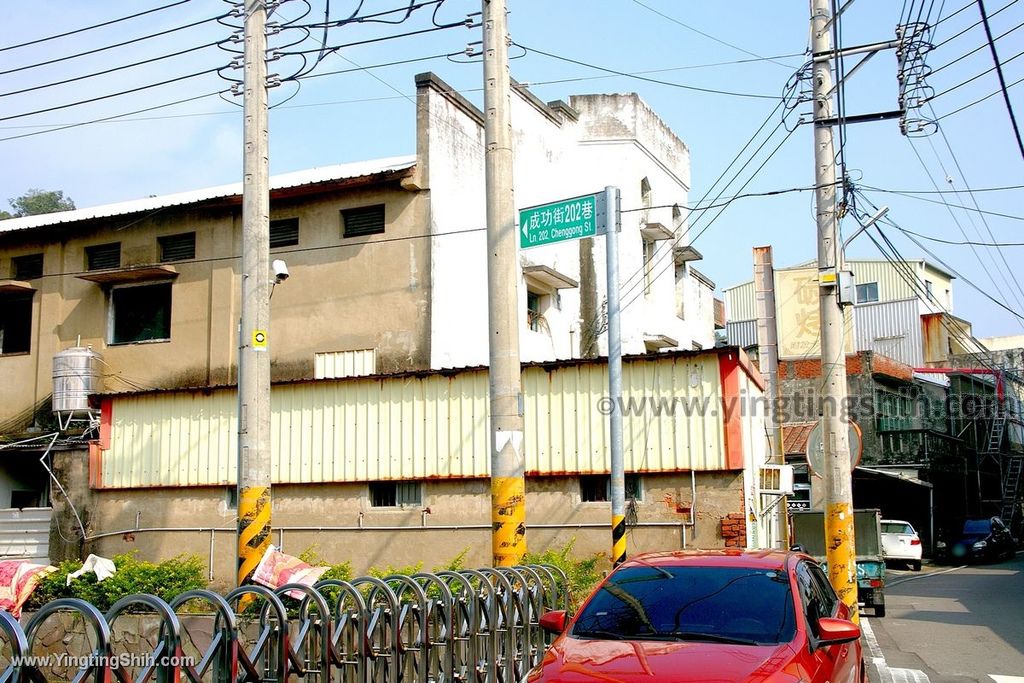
[[0, 155, 417, 234], [782, 422, 816, 456]]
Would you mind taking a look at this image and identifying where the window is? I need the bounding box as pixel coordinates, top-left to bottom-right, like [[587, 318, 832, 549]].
[[10, 490, 42, 508], [580, 474, 643, 502], [369, 481, 421, 507], [86, 242, 121, 270], [0, 292, 33, 355], [110, 282, 171, 344], [527, 290, 543, 331], [158, 232, 196, 262], [855, 281, 878, 303], [642, 239, 656, 296], [270, 218, 299, 248], [12, 253, 43, 280], [925, 279, 933, 298], [342, 205, 385, 237]]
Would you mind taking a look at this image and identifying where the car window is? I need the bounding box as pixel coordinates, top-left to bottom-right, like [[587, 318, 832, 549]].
[[572, 564, 796, 645], [882, 522, 913, 534], [806, 562, 840, 616], [964, 519, 992, 534], [795, 562, 826, 637]]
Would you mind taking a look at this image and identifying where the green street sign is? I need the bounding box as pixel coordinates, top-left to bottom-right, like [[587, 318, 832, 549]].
[[519, 192, 607, 249]]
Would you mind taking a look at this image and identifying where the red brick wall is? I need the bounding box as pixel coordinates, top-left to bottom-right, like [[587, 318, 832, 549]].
[[720, 513, 747, 548]]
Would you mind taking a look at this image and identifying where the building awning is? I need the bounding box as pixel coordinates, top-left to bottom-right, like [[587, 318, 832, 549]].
[[782, 422, 817, 456], [855, 466, 933, 488], [641, 221, 674, 241], [523, 264, 578, 289], [77, 265, 179, 285], [0, 280, 34, 293], [674, 245, 703, 264], [643, 334, 678, 351]]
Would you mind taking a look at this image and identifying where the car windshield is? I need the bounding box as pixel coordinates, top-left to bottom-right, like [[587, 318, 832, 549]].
[[882, 523, 914, 534], [963, 519, 992, 535], [571, 564, 796, 645]]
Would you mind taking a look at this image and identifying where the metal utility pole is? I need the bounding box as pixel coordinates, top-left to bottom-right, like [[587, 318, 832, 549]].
[[753, 246, 789, 547], [482, 0, 526, 566], [811, 0, 858, 622], [605, 186, 625, 567], [237, 0, 272, 587]]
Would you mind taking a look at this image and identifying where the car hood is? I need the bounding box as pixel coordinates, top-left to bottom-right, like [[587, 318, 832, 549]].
[[528, 636, 797, 683], [951, 533, 989, 545]]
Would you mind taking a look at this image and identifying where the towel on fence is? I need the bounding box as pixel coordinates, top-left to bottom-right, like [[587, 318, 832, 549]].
[[0, 560, 57, 618], [251, 545, 328, 600], [66, 554, 116, 586]]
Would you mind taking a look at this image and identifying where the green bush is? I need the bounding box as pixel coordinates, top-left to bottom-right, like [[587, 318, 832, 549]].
[[524, 539, 603, 613], [297, 545, 353, 582], [26, 553, 207, 612]]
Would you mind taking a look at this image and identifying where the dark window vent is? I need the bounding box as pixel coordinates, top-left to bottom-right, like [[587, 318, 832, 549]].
[[342, 205, 385, 238], [86, 243, 121, 271], [158, 232, 196, 262], [12, 253, 43, 280], [270, 218, 299, 248]]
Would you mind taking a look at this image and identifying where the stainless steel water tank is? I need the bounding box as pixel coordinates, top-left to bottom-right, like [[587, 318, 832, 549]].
[[52, 346, 103, 414]]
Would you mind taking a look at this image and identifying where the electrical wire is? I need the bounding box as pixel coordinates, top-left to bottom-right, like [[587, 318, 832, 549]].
[[934, 72, 1024, 119], [859, 182, 1024, 193], [927, 22, 1024, 80], [930, 0, 1018, 49], [860, 185, 1024, 220], [976, 0, 1024, 159], [0, 0, 195, 53], [513, 42, 784, 100], [628, 0, 802, 70], [893, 227, 1024, 245], [0, 11, 230, 77]]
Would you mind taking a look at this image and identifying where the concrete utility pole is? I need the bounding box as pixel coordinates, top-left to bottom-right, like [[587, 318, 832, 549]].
[[753, 246, 789, 547], [237, 0, 272, 587], [482, 0, 527, 566], [811, 0, 858, 621], [605, 186, 625, 567]]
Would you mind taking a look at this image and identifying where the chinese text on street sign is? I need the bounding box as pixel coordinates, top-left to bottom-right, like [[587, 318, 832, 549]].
[[519, 192, 606, 249]]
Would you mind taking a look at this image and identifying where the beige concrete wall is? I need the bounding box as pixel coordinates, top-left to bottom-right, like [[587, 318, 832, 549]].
[[61, 469, 744, 590], [0, 180, 429, 427]]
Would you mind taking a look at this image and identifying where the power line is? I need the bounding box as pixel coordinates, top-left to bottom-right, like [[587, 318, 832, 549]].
[[861, 184, 1024, 220], [0, 0, 195, 53], [0, 67, 226, 124], [977, 0, 1024, 159], [894, 226, 1024, 245], [934, 71, 1024, 119], [0, 40, 225, 99], [513, 42, 784, 100], [927, 24, 1024, 80], [860, 182, 1024, 193], [931, 0, 1018, 49], [628, 0, 801, 69], [0, 11, 228, 77]]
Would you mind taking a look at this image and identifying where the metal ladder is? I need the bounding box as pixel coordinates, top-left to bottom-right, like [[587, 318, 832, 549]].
[[987, 409, 1008, 454], [1000, 454, 1023, 523]]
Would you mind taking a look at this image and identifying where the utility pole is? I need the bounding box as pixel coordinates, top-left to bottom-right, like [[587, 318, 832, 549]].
[[811, 0, 858, 622], [605, 186, 625, 567], [482, 0, 526, 566], [753, 246, 789, 548], [237, 0, 272, 587]]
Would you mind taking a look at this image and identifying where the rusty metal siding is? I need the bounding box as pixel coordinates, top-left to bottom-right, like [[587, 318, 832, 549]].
[[103, 356, 736, 488], [854, 299, 923, 367]]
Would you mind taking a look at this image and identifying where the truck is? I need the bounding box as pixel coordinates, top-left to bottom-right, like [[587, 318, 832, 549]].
[[789, 508, 887, 617]]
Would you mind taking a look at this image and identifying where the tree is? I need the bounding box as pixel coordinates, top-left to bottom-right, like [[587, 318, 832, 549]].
[[5, 188, 75, 217]]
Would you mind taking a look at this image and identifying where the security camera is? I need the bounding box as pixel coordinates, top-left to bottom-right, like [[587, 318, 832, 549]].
[[272, 259, 289, 284]]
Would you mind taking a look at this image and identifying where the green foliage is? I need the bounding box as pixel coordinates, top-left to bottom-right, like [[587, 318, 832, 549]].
[[524, 539, 603, 612], [7, 188, 75, 217], [432, 547, 471, 573], [26, 553, 207, 612], [297, 544, 353, 582], [0, 209, 12, 220], [368, 560, 423, 578]]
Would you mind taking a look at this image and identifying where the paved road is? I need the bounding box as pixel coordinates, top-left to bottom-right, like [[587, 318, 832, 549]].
[[864, 553, 1024, 683]]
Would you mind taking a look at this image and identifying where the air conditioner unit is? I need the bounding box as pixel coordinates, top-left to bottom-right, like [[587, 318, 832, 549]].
[[759, 464, 795, 495]]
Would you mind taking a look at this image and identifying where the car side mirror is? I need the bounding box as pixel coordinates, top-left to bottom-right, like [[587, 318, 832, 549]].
[[816, 617, 861, 646], [539, 610, 568, 635]]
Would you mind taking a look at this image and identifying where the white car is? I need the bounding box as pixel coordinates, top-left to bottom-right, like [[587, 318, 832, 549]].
[[881, 519, 923, 571]]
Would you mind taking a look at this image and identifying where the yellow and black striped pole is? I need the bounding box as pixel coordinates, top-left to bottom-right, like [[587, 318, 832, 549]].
[[238, 0, 273, 588], [604, 186, 626, 568]]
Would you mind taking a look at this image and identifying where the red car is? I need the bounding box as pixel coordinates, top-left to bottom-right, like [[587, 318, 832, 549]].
[[529, 549, 864, 683]]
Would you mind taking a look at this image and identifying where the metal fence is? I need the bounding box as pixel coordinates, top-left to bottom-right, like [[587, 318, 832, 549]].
[[0, 564, 569, 683]]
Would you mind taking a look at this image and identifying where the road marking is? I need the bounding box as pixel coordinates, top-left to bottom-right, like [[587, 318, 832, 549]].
[[861, 618, 931, 683], [888, 564, 967, 587], [990, 677, 1024, 683]]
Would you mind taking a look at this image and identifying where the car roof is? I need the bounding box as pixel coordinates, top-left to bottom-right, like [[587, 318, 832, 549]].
[[881, 519, 913, 525], [618, 549, 793, 571]]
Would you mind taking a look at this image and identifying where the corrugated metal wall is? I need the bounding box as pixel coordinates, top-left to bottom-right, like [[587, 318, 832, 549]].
[[726, 320, 757, 348], [314, 349, 377, 379], [0, 507, 51, 563], [724, 281, 756, 321], [854, 299, 923, 367], [102, 355, 736, 488]]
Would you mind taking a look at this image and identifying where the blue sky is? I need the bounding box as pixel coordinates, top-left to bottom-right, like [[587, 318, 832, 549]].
[[3, 0, 1023, 336]]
